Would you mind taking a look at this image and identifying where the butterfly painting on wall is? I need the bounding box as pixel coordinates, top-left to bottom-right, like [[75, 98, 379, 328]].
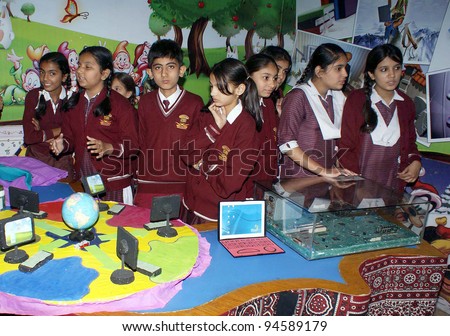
[[60, 0, 89, 23]]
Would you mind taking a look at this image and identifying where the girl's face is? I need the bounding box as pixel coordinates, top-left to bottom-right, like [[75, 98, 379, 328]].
[[275, 59, 290, 89], [76, 52, 110, 96], [209, 74, 242, 114], [39, 61, 67, 95], [251, 63, 278, 98], [112, 78, 132, 99], [369, 56, 402, 99], [315, 54, 348, 92]]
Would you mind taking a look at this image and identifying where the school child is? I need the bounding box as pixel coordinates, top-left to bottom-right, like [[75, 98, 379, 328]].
[[22, 52, 75, 179], [278, 43, 355, 179], [339, 44, 421, 192], [182, 58, 262, 224], [50, 46, 138, 204], [134, 39, 204, 208], [111, 72, 138, 106], [260, 45, 292, 116], [245, 53, 279, 197]]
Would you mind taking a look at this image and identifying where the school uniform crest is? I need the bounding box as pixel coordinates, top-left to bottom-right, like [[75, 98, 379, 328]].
[[218, 145, 231, 161], [100, 114, 112, 126], [176, 114, 189, 130]]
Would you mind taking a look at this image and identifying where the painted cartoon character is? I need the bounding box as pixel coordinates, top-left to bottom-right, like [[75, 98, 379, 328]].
[[0, 3, 15, 49], [1, 50, 40, 106], [132, 41, 150, 93], [58, 41, 79, 88], [226, 45, 238, 59], [26, 44, 50, 69], [113, 40, 133, 74]]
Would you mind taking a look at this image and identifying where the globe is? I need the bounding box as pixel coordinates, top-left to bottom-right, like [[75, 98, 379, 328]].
[[62, 192, 99, 233]]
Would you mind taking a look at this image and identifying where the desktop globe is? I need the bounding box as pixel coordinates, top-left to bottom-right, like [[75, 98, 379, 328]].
[[62, 192, 99, 242]]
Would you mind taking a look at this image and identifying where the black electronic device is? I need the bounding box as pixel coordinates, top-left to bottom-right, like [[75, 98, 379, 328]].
[[0, 213, 35, 263], [9, 186, 47, 219], [110, 226, 138, 285], [378, 4, 391, 22], [148, 194, 180, 238], [107, 204, 125, 215], [19, 250, 53, 272], [80, 174, 109, 211]]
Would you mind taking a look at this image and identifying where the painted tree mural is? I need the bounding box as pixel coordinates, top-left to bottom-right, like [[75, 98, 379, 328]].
[[147, 0, 295, 75], [211, 13, 241, 50], [238, 0, 296, 59], [148, 12, 172, 42], [148, 0, 242, 77], [20, 2, 35, 22]]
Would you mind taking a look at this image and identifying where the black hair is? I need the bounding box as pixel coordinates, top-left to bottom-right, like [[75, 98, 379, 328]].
[[246, 53, 278, 76], [147, 39, 183, 67], [297, 43, 346, 85], [245, 54, 278, 125], [361, 43, 403, 133], [207, 58, 262, 131], [63, 46, 114, 117], [260, 45, 292, 68], [112, 72, 137, 105], [35, 52, 70, 120]]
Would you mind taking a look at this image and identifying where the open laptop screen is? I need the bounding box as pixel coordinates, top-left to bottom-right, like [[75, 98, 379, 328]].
[[219, 200, 266, 240]]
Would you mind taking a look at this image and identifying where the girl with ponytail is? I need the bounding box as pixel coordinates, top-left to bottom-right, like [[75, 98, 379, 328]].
[[182, 58, 261, 223], [22, 51, 75, 179], [50, 46, 138, 204], [278, 43, 355, 179], [339, 44, 421, 192]]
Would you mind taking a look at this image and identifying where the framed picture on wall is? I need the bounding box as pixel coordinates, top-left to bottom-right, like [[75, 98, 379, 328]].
[[426, 68, 450, 142]]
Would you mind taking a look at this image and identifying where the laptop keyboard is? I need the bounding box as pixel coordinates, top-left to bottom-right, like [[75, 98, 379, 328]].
[[221, 237, 270, 249]]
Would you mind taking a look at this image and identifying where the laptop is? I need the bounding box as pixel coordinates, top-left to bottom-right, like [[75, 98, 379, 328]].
[[218, 200, 284, 257]]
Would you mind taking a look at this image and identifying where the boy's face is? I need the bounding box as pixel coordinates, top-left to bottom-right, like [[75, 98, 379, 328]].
[[146, 57, 186, 96]]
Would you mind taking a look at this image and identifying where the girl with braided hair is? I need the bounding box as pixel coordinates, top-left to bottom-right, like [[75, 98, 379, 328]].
[[277, 43, 355, 179], [50, 46, 138, 204], [22, 52, 75, 179], [339, 43, 421, 192]]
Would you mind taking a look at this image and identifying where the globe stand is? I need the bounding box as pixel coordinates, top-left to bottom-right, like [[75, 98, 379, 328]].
[[4, 246, 29, 264], [69, 229, 95, 242]]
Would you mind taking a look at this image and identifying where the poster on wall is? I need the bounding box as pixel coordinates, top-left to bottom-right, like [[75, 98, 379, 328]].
[[0, 0, 296, 122], [353, 0, 449, 65], [426, 68, 450, 142], [428, 4, 450, 73], [289, 30, 370, 88], [296, 0, 358, 42]]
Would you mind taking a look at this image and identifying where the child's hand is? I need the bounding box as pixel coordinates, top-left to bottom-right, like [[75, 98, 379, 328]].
[[209, 103, 227, 129], [86, 136, 113, 159], [398, 160, 421, 183], [31, 118, 40, 131], [49, 133, 64, 155], [276, 98, 283, 117]]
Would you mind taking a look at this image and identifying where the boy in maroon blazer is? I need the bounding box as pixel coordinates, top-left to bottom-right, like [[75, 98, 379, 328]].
[[134, 39, 204, 208]]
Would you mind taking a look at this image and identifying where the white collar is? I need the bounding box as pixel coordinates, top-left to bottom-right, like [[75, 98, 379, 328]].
[[36, 87, 70, 113], [371, 87, 404, 106], [306, 80, 333, 100], [295, 80, 346, 140], [158, 85, 182, 106], [226, 100, 243, 124]]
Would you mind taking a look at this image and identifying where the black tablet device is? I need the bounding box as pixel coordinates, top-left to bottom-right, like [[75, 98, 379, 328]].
[[9, 186, 40, 214], [80, 174, 109, 211], [150, 194, 181, 222], [80, 174, 106, 196], [0, 213, 35, 252]]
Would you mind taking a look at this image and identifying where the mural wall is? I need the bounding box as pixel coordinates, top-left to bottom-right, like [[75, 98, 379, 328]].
[[0, 0, 296, 122]]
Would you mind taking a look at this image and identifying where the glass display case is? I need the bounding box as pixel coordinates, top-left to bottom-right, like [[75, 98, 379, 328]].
[[254, 177, 431, 260]]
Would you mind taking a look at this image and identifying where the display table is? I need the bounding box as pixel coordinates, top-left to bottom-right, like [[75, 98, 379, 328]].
[[0, 182, 446, 316]]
